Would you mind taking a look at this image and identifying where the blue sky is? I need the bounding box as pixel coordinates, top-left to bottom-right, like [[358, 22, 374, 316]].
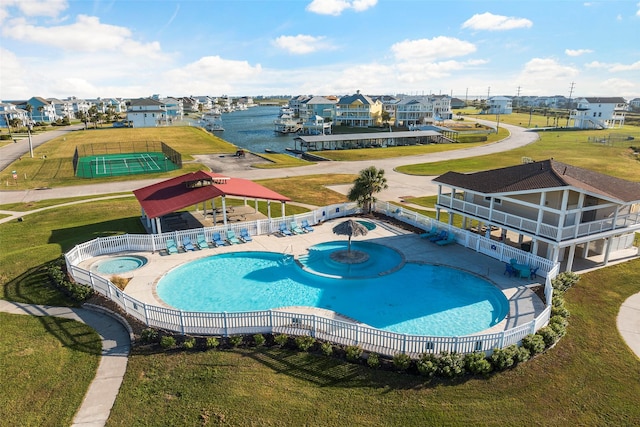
[[1, 0, 639, 100]]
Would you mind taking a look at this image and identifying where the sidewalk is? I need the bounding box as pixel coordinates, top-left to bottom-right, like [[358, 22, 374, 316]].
[[0, 300, 131, 427]]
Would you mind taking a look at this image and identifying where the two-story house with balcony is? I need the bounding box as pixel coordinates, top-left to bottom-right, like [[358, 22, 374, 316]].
[[395, 96, 434, 127], [0, 103, 28, 128], [335, 91, 382, 127], [433, 159, 640, 271], [47, 98, 74, 120], [488, 96, 513, 115], [126, 98, 167, 128], [570, 97, 627, 129], [25, 97, 57, 123]]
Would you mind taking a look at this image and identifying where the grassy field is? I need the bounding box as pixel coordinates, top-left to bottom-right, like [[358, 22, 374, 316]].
[[0, 126, 238, 189], [397, 126, 640, 180]]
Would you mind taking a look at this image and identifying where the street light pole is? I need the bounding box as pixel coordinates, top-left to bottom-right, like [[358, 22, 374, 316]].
[[27, 122, 34, 158]]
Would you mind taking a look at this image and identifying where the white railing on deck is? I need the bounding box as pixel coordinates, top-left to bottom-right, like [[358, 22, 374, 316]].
[[65, 202, 558, 357]]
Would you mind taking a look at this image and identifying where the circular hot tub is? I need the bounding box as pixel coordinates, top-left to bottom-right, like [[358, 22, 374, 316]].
[[92, 255, 147, 275]]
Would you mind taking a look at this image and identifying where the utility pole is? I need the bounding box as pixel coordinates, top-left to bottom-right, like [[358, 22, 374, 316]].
[[515, 86, 521, 110], [566, 82, 575, 127], [27, 122, 34, 158]]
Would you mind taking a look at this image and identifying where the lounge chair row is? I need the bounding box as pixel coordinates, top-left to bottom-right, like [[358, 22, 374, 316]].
[[420, 227, 456, 246], [278, 220, 314, 237], [165, 229, 254, 254]]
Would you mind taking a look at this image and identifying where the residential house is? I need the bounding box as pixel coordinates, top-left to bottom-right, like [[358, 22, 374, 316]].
[[628, 98, 640, 111], [487, 96, 513, 115], [66, 97, 92, 117], [395, 96, 434, 127], [181, 97, 200, 113], [335, 91, 382, 127], [126, 98, 167, 127], [299, 96, 337, 122], [450, 97, 466, 109], [25, 97, 57, 122], [288, 95, 311, 118], [161, 97, 184, 123], [47, 98, 74, 120], [0, 103, 28, 128], [432, 95, 453, 120], [570, 97, 627, 129], [433, 159, 640, 272]]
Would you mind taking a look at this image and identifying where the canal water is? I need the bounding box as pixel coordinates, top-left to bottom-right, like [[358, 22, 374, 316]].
[[215, 106, 298, 154]]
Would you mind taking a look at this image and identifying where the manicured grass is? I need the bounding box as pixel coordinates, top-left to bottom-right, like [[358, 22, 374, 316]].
[[257, 174, 354, 206], [106, 258, 640, 425], [252, 153, 314, 168], [0, 312, 101, 427], [0, 193, 131, 211], [397, 126, 640, 180]]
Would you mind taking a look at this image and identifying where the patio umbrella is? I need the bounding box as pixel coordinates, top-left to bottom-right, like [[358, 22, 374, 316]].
[[332, 219, 368, 253]]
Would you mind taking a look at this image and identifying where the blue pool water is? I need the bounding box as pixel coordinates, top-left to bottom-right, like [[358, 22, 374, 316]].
[[156, 246, 509, 336], [93, 255, 147, 274], [298, 241, 403, 278]]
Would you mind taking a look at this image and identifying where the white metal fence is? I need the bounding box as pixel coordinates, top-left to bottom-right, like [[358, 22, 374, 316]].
[[65, 202, 557, 357]]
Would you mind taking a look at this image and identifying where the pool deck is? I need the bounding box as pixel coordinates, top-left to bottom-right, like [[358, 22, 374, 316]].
[[80, 217, 546, 336]]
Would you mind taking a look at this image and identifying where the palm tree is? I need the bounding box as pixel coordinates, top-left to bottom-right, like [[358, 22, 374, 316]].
[[25, 104, 32, 122], [347, 166, 388, 213]]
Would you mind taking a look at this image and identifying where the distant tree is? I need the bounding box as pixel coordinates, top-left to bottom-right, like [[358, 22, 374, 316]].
[[37, 105, 44, 122], [347, 166, 388, 213], [25, 104, 33, 122], [381, 110, 391, 126]]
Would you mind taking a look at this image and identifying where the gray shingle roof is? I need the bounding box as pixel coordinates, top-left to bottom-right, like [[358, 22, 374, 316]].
[[433, 159, 640, 203]]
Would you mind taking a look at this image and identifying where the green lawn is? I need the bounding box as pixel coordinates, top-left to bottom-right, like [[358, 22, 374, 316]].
[[397, 126, 640, 181]]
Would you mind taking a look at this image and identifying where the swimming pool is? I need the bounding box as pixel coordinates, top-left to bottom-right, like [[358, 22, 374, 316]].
[[156, 248, 509, 336], [92, 255, 147, 274]]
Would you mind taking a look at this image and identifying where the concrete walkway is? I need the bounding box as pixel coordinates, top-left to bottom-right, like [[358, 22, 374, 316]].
[[0, 301, 131, 427]]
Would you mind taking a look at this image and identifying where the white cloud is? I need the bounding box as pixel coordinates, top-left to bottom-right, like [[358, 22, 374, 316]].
[[565, 48, 593, 57], [585, 60, 640, 72], [516, 58, 579, 89], [1, 0, 68, 18], [306, 0, 376, 16], [3, 15, 167, 60], [391, 36, 476, 62], [462, 12, 533, 31], [273, 34, 334, 54], [637, 2, 640, 17]]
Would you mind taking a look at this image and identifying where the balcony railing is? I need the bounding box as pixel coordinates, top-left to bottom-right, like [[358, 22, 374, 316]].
[[439, 195, 640, 241]]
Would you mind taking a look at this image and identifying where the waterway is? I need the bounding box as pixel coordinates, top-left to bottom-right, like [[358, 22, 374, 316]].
[[214, 106, 299, 154]]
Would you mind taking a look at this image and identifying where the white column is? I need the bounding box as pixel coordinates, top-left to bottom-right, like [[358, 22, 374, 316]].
[[222, 196, 228, 227], [557, 189, 570, 241], [566, 244, 576, 272], [535, 192, 546, 235], [281, 202, 286, 218], [603, 237, 613, 265]]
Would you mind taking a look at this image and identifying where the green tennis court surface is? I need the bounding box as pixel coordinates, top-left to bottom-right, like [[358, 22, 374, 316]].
[[75, 152, 179, 178]]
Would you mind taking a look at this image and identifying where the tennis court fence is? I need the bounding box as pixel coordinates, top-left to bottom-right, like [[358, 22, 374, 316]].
[[73, 141, 182, 174]]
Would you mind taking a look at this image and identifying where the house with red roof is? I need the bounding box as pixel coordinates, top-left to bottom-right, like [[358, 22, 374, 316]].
[[133, 170, 291, 234], [433, 159, 640, 271]]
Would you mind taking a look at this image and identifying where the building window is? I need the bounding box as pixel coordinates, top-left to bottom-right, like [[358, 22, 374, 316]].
[[485, 196, 502, 205]]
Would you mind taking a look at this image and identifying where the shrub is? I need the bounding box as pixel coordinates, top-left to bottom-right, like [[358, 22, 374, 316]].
[[522, 334, 545, 355], [464, 352, 492, 375], [345, 345, 363, 362], [437, 351, 465, 377], [552, 271, 580, 293], [514, 346, 530, 363], [274, 334, 288, 348], [140, 328, 159, 343], [552, 295, 565, 308], [229, 335, 243, 347], [253, 334, 266, 347], [182, 337, 196, 350], [295, 336, 316, 352], [551, 304, 570, 318], [206, 337, 220, 349], [490, 346, 518, 370], [46, 257, 93, 302], [367, 353, 380, 369], [160, 336, 176, 349], [320, 341, 333, 356], [548, 316, 568, 337], [417, 353, 438, 378], [393, 353, 412, 372], [537, 326, 559, 347]]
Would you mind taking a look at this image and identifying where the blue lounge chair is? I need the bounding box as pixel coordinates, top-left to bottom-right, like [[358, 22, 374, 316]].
[[212, 232, 226, 246], [227, 229, 241, 244], [530, 267, 540, 279], [196, 233, 209, 250], [165, 238, 178, 254], [182, 236, 196, 251], [279, 223, 292, 236], [429, 230, 448, 242], [435, 234, 456, 246], [301, 219, 314, 232], [290, 221, 304, 234], [240, 228, 253, 242], [504, 263, 517, 277], [420, 226, 439, 238]]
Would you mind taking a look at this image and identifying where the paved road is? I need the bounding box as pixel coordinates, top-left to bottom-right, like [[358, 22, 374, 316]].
[[0, 120, 539, 204]]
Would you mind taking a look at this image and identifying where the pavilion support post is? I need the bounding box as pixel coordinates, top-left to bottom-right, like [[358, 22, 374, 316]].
[[222, 196, 228, 227], [254, 199, 258, 213], [212, 199, 217, 225], [281, 202, 286, 218]]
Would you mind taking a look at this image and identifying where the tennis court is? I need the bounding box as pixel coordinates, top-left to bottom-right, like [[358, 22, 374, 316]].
[[75, 152, 179, 178]]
